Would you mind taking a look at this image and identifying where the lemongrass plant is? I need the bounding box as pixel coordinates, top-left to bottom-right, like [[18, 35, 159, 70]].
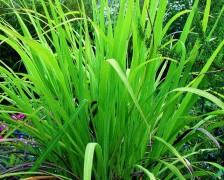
[[0, 0, 223, 179]]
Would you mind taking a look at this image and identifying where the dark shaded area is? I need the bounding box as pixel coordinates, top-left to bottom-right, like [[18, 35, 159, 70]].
[[0, 41, 22, 71]]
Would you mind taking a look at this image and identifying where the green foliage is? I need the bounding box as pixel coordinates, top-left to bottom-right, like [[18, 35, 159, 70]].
[[0, 0, 223, 179], [190, 0, 224, 94]]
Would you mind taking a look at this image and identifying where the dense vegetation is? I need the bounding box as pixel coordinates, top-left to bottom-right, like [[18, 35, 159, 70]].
[[0, 0, 223, 179]]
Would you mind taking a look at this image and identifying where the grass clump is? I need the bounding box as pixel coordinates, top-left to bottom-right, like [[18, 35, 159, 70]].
[[0, 0, 223, 179]]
